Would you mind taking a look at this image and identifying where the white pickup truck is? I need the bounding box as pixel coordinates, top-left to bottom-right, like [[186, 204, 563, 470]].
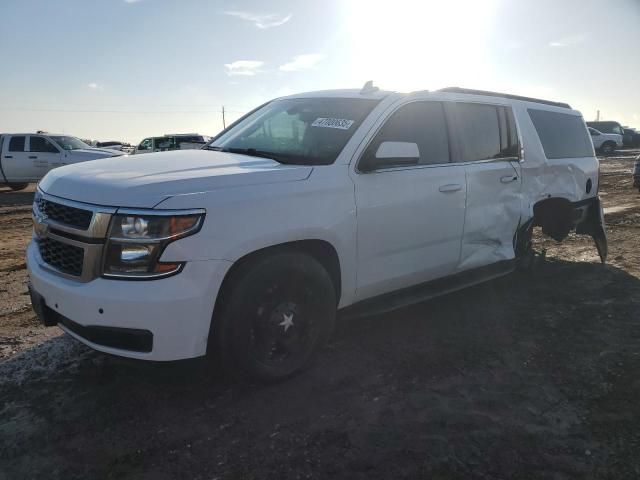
[[27, 86, 607, 381], [0, 133, 123, 190], [587, 127, 623, 155]]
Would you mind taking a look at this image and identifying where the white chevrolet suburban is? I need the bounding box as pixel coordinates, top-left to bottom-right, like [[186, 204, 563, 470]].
[[27, 85, 608, 381], [0, 133, 123, 191]]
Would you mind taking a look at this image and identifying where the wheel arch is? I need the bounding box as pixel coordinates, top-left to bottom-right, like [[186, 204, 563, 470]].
[[532, 196, 575, 241], [207, 239, 342, 353], [213, 238, 342, 310]]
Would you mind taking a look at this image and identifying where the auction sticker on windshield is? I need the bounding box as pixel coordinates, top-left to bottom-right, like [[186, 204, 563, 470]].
[[311, 118, 355, 130]]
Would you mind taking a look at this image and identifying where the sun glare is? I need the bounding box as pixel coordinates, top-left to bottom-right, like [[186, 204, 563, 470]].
[[342, 0, 500, 92]]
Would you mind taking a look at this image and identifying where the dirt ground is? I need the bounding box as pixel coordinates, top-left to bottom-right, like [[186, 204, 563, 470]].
[[1, 152, 639, 479]]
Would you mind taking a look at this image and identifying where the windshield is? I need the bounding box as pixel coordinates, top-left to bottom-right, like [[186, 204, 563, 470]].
[[208, 98, 380, 165], [50, 136, 91, 151]]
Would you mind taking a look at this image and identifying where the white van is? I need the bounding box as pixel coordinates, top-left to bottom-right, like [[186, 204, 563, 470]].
[[28, 85, 607, 381]]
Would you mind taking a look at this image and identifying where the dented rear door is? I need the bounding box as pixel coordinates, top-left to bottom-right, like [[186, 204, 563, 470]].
[[446, 102, 523, 271]]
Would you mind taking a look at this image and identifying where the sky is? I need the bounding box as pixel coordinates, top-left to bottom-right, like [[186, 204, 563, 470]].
[[0, 0, 638, 145]]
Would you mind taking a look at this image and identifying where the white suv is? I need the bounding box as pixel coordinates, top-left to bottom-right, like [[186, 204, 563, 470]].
[[27, 86, 607, 381]]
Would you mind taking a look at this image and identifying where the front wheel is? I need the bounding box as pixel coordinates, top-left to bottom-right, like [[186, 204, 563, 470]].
[[600, 142, 615, 155], [8, 183, 29, 191], [213, 252, 337, 382]]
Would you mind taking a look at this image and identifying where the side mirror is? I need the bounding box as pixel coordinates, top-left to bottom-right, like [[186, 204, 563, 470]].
[[360, 141, 420, 172]]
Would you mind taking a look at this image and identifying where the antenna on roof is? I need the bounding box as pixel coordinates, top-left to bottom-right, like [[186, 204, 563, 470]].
[[360, 80, 379, 95]]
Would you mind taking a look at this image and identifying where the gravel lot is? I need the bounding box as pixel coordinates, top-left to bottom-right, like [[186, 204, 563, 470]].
[[1, 152, 639, 479]]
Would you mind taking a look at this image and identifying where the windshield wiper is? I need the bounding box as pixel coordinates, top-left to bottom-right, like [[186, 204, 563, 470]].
[[220, 147, 289, 163]]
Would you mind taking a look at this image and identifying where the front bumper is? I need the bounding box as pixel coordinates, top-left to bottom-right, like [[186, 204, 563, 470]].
[[27, 241, 231, 361]]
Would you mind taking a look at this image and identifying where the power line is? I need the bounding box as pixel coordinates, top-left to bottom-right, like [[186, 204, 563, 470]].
[[0, 106, 247, 114]]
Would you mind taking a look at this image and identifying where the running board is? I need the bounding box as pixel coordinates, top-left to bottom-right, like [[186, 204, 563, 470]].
[[340, 260, 516, 319]]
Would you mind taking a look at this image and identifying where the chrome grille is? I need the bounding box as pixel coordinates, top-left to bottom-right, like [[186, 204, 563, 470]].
[[32, 191, 117, 282], [38, 237, 85, 277], [37, 197, 93, 230]]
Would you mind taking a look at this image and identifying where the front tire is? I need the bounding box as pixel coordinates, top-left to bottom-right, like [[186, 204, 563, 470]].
[[600, 142, 615, 155], [8, 183, 29, 191], [214, 252, 336, 382]]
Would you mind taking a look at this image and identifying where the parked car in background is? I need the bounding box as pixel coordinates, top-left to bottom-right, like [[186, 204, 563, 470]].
[[96, 141, 135, 155], [134, 134, 212, 154], [588, 127, 622, 154], [0, 133, 124, 190], [96, 141, 133, 152], [622, 128, 640, 148], [27, 86, 607, 381], [586, 121, 625, 137]]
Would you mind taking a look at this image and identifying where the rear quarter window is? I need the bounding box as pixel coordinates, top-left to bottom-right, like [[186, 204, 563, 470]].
[[529, 109, 594, 159]]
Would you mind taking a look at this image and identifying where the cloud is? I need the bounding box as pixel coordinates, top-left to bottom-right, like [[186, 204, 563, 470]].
[[87, 82, 103, 91], [549, 34, 586, 47], [279, 54, 326, 72], [224, 60, 265, 76], [123, 0, 143, 3], [224, 11, 292, 29]]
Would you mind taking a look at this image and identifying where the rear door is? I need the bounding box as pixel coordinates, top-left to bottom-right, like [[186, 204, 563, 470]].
[[351, 101, 467, 300], [1, 135, 40, 181], [446, 102, 522, 271], [28, 135, 63, 172]]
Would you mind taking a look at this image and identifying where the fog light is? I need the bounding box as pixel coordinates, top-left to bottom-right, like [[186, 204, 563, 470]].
[[120, 245, 152, 264]]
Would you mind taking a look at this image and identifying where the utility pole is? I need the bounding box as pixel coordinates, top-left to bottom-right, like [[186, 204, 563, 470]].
[[222, 106, 226, 129], [596, 109, 600, 121]]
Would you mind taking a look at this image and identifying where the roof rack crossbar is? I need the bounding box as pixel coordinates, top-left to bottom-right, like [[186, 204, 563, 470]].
[[438, 87, 571, 109]]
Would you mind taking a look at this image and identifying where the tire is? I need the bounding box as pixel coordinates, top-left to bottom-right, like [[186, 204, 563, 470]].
[[600, 142, 615, 155], [8, 183, 28, 191], [213, 252, 337, 382]]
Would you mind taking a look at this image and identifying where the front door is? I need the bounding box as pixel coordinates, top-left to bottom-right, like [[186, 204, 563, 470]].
[[28, 136, 63, 173], [351, 101, 467, 301], [445, 102, 523, 271]]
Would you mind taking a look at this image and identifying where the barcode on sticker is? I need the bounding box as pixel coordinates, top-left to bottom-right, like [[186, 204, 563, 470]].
[[311, 118, 355, 130]]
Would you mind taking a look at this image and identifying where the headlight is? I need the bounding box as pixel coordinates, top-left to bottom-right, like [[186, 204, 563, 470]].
[[103, 210, 205, 279]]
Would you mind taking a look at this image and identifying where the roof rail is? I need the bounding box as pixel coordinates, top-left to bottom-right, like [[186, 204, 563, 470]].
[[438, 87, 571, 109]]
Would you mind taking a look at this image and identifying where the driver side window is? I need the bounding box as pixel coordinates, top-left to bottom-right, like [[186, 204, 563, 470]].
[[138, 138, 152, 150], [361, 101, 450, 170], [30, 136, 59, 153]]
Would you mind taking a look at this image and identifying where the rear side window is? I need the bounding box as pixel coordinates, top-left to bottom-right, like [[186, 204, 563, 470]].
[[448, 103, 520, 162], [8, 136, 25, 152], [529, 109, 594, 159], [30, 136, 59, 153], [154, 137, 176, 150], [364, 101, 450, 167]]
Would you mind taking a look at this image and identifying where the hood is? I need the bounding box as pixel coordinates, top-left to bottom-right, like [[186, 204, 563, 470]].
[[67, 148, 124, 159], [39, 149, 313, 208]]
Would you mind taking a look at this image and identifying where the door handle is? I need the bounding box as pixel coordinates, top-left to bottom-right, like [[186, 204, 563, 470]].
[[4, 155, 12, 159], [500, 175, 518, 183], [438, 183, 463, 193], [29, 155, 38, 159]]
